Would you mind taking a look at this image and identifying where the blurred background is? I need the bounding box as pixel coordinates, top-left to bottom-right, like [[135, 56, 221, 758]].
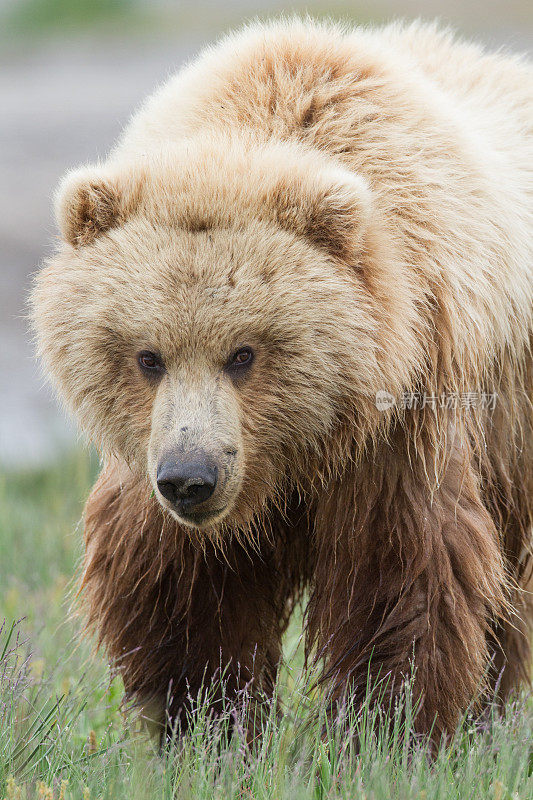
[[1, 0, 532, 467]]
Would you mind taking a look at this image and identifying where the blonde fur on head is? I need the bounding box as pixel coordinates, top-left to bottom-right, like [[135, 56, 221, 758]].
[[31, 17, 532, 740]]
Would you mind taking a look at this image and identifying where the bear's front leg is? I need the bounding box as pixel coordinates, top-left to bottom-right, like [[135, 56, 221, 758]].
[[307, 428, 507, 740], [81, 458, 302, 739]]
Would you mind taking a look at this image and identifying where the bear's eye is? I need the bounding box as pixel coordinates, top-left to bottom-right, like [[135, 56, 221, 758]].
[[137, 350, 165, 377], [225, 346, 254, 376]]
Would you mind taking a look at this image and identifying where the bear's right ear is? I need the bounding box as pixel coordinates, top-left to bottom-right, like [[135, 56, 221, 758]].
[[55, 166, 133, 248], [266, 162, 373, 265]]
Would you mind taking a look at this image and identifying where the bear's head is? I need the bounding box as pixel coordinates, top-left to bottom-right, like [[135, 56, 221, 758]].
[[32, 134, 414, 531]]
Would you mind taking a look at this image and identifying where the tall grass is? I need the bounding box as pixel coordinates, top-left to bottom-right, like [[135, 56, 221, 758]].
[[0, 451, 532, 798]]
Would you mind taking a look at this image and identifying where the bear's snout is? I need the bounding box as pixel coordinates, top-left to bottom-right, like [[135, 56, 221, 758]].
[[152, 440, 239, 529], [147, 372, 245, 529], [156, 452, 218, 513]]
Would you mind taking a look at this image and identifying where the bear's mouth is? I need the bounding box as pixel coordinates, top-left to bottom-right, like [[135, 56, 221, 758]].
[[173, 505, 228, 529]]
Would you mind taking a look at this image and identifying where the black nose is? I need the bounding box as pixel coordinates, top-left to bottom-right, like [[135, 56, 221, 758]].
[[157, 456, 218, 511]]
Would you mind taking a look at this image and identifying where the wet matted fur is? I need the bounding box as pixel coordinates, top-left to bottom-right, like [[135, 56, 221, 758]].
[[31, 19, 533, 740]]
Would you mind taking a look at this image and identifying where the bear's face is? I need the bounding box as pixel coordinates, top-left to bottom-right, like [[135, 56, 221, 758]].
[[32, 138, 391, 531]]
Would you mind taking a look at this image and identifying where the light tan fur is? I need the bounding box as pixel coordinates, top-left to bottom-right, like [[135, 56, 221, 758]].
[[31, 18, 533, 739]]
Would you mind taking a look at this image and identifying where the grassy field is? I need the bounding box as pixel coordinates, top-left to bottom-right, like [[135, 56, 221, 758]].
[[0, 451, 532, 799]]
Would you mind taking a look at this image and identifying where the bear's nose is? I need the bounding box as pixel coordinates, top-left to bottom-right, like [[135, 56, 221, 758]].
[[156, 457, 218, 511]]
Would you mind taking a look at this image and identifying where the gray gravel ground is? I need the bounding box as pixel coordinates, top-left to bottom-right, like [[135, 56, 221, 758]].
[[0, 11, 530, 466]]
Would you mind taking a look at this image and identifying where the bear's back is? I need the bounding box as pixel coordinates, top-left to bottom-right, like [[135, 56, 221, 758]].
[[118, 19, 532, 170], [114, 19, 532, 365]]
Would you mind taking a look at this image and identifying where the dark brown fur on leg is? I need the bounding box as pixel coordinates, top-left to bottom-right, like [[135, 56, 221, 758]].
[[81, 458, 308, 737], [482, 366, 533, 699], [306, 425, 508, 741]]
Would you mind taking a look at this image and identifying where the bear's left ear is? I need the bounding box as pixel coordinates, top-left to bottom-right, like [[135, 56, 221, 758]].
[[268, 165, 373, 263], [55, 165, 137, 248]]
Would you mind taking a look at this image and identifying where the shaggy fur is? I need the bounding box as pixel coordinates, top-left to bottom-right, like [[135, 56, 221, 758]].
[[31, 19, 532, 740]]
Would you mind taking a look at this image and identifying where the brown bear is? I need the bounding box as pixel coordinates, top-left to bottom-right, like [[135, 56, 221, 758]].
[[31, 19, 533, 740]]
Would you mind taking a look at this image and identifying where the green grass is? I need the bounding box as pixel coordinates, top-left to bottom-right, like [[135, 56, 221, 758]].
[[1, 451, 532, 799], [3, 0, 141, 34]]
